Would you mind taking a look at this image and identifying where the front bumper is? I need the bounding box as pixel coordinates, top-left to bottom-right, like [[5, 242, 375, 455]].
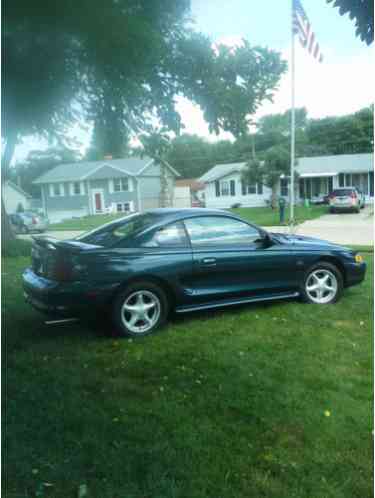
[[22, 268, 118, 317], [344, 261, 367, 287]]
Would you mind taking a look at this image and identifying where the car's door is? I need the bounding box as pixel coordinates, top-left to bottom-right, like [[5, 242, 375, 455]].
[[183, 215, 298, 303]]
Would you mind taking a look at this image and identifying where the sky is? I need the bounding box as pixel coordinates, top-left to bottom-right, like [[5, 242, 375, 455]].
[[14, 0, 373, 162], [176, 0, 373, 140]]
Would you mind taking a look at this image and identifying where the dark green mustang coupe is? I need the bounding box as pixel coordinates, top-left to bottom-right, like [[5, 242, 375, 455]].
[[23, 208, 366, 337]]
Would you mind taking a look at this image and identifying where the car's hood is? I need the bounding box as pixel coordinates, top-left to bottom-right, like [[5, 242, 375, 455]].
[[269, 232, 352, 252]]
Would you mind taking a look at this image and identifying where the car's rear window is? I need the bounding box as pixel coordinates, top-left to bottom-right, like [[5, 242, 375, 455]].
[[76, 213, 160, 247], [331, 189, 355, 196]]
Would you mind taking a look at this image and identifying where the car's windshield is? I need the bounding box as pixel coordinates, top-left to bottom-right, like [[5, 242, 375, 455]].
[[331, 189, 354, 196], [76, 213, 160, 247]]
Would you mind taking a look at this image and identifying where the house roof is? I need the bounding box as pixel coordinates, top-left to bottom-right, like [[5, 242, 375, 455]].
[[296, 153, 373, 176], [199, 153, 374, 183], [175, 179, 205, 191], [199, 162, 247, 183], [33, 156, 180, 184], [5, 180, 32, 198]]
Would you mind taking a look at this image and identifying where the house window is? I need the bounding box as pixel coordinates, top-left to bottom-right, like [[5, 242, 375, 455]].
[[51, 183, 64, 196], [113, 177, 129, 192], [280, 178, 289, 197], [220, 181, 229, 196], [230, 180, 236, 196], [215, 181, 220, 197], [241, 181, 262, 195], [338, 173, 345, 187], [345, 173, 352, 186], [73, 182, 82, 195], [116, 202, 131, 213], [247, 183, 257, 194]]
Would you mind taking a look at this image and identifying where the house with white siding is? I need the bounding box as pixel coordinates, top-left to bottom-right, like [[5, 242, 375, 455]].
[[2, 180, 32, 214], [200, 153, 373, 208], [33, 156, 180, 223]]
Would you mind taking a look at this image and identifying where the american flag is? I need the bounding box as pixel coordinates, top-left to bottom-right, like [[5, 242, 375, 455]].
[[293, 0, 324, 63]]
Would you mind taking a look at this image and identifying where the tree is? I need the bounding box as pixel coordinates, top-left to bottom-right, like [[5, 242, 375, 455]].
[[3, 1, 286, 247], [327, 0, 374, 45], [12, 146, 81, 198], [242, 145, 290, 208], [139, 130, 173, 207], [305, 106, 374, 155], [167, 134, 213, 179]]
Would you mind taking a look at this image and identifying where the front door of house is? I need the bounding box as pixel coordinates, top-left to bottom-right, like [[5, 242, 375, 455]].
[[92, 190, 104, 214]]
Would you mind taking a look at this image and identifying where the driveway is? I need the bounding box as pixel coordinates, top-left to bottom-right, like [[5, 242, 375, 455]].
[[19, 207, 373, 246], [267, 206, 373, 246]]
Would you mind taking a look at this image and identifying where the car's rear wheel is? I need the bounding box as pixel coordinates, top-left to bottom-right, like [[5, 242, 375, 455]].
[[301, 262, 343, 304], [113, 281, 169, 337]]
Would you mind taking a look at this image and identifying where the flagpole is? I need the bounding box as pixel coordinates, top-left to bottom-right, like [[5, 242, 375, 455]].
[[290, 0, 296, 232]]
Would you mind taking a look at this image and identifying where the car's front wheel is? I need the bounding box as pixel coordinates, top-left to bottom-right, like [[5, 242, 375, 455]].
[[301, 262, 343, 304], [113, 281, 169, 337]]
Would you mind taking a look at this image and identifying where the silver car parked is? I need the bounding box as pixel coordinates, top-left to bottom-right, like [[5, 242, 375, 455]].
[[328, 187, 365, 214], [9, 212, 49, 233]]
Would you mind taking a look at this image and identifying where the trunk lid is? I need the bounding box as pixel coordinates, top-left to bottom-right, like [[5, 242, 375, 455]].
[[31, 237, 100, 280]]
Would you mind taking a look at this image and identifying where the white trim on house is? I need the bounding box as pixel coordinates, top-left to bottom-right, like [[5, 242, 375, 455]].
[[81, 163, 136, 181]]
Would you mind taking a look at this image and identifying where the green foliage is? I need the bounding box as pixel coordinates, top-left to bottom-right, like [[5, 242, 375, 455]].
[[11, 147, 81, 197], [304, 105, 374, 155], [1, 238, 31, 258], [3, 1, 286, 162], [166, 106, 373, 180], [242, 145, 290, 189], [178, 41, 287, 138], [327, 0, 374, 45]]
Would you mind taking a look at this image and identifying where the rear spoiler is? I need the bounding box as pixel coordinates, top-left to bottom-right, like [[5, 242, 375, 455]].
[[31, 236, 101, 253]]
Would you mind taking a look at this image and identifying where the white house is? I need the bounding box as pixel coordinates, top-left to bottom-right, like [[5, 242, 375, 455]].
[[2, 180, 32, 213], [200, 153, 374, 208], [199, 162, 272, 209]]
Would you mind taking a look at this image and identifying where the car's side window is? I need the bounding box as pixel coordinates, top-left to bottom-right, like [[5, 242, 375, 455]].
[[141, 222, 190, 248], [184, 216, 262, 247]]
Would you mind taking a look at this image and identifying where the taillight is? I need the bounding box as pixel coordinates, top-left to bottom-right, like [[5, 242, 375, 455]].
[[52, 256, 87, 281], [350, 192, 357, 199]]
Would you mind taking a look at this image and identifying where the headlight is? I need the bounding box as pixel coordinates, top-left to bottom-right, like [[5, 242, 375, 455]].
[[355, 254, 363, 263]]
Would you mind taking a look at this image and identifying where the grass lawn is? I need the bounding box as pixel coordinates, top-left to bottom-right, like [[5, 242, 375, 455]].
[[230, 205, 329, 227], [48, 205, 329, 231], [3, 251, 373, 498], [49, 213, 125, 231]]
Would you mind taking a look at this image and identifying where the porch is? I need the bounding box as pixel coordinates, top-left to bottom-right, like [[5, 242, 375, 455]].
[[298, 171, 373, 204]]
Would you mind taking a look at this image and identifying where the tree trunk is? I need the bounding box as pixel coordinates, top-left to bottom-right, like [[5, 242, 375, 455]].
[[1, 131, 18, 246]]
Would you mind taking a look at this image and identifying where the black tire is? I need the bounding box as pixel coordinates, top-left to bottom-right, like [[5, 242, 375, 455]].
[[300, 261, 343, 305], [112, 281, 169, 337]]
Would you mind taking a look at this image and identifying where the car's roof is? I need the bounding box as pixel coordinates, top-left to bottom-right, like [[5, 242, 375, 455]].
[[145, 208, 229, 218]]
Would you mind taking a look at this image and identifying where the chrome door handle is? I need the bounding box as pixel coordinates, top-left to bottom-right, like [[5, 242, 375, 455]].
[[201, 257, 217, 265]]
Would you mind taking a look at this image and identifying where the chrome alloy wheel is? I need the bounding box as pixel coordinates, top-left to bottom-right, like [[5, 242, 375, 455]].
[[305, 269, 338, 304], [121, 290, 161, 334]]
